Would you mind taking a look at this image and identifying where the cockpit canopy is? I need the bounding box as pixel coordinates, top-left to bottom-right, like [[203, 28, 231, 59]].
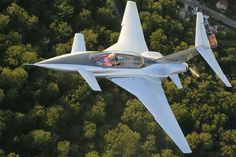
[[89, 52, 144, 68]]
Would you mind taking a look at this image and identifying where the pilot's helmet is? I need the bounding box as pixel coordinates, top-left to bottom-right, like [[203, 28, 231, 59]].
[[108, 53, 116, 60]]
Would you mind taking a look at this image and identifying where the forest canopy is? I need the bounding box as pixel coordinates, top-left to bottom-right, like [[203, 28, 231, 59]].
[[0, 0, 235, 156]]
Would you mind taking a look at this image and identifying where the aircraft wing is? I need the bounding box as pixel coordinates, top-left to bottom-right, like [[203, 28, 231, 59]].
[[156, 47, 198, 63], [104, 1, 148, 54], [108, 77, 192, 153]]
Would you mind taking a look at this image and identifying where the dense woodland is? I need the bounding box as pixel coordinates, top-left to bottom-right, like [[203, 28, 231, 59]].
[[0, 0, 235, 156]]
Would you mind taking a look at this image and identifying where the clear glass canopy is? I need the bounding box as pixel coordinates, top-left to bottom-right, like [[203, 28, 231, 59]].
[[89, 52, 144, 68]]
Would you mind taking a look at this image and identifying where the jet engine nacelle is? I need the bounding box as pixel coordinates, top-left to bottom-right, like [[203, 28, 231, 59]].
[[143, 63, 188, 77], [170, 63, 188, 74]]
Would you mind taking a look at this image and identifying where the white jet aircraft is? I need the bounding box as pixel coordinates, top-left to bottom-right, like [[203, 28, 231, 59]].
[[29, 1, 232, 153]]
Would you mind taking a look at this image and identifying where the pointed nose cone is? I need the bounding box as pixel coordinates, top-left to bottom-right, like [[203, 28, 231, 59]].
[[27, 55, 77, 72], [32, 59, 53, 68], [27, 53, 85, 71], [35, 57, 56, 65], [33, 55, 65, 67], [27, 57, 62, 69]]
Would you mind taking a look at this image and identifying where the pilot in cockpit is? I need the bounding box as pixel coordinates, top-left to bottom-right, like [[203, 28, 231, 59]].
[[107, 53, 120, 66], [91, 53, 121, 66]]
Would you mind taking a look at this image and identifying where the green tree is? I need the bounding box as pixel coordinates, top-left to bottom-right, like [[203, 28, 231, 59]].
[[50, 21, 72, 41], [142, 134, 157, 155], [220, 130, 236, 157], [53, 42, 71, 56], [0, 67, 28, 89], [45, 105, 63, 127], [0, 117, 6, 139], [6, 3, 38, 28], [0, 149, 5, 157], [6, 31, 22, 45], [85, 151, 99, 157], [54, 0, 74, 19], [6, 153, 20, 157], [0, 89, 4, 103], [76, 9, 93, 28], [186, 132, 213, 151], [121, 99, 157, 134], [104, 123, 141, 157], [4, 44, 37, 67], [84, 121, 96, 139], [160, 149, 179, 157], [81, 29, 98, 50], [150, 29, 169, 53], [88, 97, 106, 123], [96, 7, 117, 28], [57, 140, 71, 157], [0, 14, 10, 29], [30, 129, 54, 155]]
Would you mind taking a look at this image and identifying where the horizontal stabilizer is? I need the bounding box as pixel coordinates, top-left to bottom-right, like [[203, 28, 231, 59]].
[[196, 47, 231, 87], [169, 74, 183, 89], [71, 33, 86, 53], [76, 68, 101, 91]]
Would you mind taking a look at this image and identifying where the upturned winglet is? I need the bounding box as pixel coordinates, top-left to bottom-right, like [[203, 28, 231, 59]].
[[195, 12, 231, 87]]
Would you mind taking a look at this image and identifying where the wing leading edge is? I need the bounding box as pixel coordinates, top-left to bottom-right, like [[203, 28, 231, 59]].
[[109, 77, 192, 153]]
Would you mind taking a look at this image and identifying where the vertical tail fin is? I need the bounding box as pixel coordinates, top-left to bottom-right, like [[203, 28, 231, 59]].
[[71, 33, 86, 53], [195, 12, 231, 87]]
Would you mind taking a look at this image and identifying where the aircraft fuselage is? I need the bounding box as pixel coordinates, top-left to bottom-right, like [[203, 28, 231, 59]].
[[34, 51, 188, 80]]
